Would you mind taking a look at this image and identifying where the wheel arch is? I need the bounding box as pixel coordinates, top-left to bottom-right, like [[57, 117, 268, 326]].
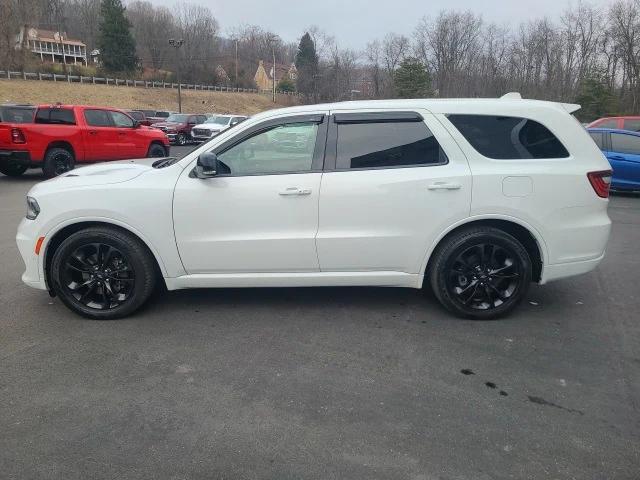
[[42, 219, 168, 292], [422, 216, 546, 284], [45, 140, 76, 158]]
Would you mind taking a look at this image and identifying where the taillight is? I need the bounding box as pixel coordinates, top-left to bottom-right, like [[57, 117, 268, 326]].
[[11, 128, 26, 144], [587, 170, 612, 198]]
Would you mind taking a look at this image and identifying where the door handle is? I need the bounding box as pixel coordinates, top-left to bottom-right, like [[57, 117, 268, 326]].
[[88, 130, 98, 135], [278, 187, 312, 196], [608, 155, 625, 161], [427, 182, 462, 190]]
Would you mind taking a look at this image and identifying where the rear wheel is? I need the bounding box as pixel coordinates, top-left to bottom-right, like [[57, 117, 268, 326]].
[[176, 133, 187, 146], [50, 227, 157, 320], [147, 143, 167, 158], [43, 147, 74, 178], [429, 227, 532, 320], [0, 162, 28, 176]]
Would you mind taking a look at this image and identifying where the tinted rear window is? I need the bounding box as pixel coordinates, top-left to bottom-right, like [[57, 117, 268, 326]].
[[611, 133, 640, 155], [35, 108, 76, 125], [0, 106, 35, 123], [84, 109, 112, 127], [336, 121, 447, 169], [448, 114, 569, 159], [623, 119, 640, 132], [589, 131, 604, 149]]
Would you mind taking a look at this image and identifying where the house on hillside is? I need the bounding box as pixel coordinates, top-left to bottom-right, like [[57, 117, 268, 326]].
[[15, 27, 88, 65], [254, 60, 297, 91]]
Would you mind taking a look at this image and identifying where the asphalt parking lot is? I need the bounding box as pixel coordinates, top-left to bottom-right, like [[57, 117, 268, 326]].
[[1, 150, 639, 479]]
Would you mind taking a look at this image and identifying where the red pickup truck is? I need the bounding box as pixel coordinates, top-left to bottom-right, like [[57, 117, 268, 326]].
[[0, 104, 170, 177]]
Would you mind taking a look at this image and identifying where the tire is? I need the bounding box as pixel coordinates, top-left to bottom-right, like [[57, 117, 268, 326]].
[[147, 143, 167, 158], [43, 147, 74, 178], [176, 133, 187, 146], [49, 227, 157, 320], [0, 162, 28, 176], [429, 226, 532, 320]]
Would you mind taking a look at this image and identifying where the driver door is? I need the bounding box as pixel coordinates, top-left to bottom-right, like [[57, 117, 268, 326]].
[[173, 113, 328, 274]]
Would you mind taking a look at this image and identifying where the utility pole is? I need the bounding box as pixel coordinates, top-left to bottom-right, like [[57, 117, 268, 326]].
[[168, 38, 184, 113], [272, 46, 276, 103], [235, 39, 238, 89]]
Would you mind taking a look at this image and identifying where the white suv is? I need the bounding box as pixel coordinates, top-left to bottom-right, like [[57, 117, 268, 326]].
[[17, 95, 612, 320]]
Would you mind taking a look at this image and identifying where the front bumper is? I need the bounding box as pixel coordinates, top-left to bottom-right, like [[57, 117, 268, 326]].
[[0, 149, 31, 165], [16, 217, 47, 290]]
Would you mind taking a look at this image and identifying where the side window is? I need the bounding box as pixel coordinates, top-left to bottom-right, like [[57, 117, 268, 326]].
[[216, 122, 319, 175], [110, 111, 134, 127], [623, 119, 640, 132], [611, 133, 640, 155], [84, 109, 113, 127], [35, 108, 76, 125], [595, 119, 617, 129], [589, 132, 604, 150], [197, 115, 207, 124], [448, 114, 569, 159], [336, 121, 447, 169]]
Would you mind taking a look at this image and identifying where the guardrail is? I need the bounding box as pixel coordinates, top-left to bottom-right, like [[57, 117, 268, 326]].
[[0, 70, 300, 97]]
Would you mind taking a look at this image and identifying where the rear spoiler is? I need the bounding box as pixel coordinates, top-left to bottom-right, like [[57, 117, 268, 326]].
[[560, 103, 581, 114]]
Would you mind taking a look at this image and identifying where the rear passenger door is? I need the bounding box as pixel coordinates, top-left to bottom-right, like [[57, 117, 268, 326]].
[[316, 110, 471, 274], [83, 109, 119, 161], [608, 132, 640, 189]]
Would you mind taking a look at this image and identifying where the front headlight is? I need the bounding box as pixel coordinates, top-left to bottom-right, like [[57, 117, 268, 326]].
[[26, 196, 40, 220]]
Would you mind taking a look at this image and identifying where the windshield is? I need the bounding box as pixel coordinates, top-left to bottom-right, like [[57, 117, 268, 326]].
[[166, 114, 189, 123], [205, 116, 231, 125]]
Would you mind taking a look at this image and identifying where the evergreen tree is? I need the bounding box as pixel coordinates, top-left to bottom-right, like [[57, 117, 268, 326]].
[[295, 32, 318, 100], [575, 74, 617, 122], [97, 0, 138, 73], [394, 58, 431, 98]]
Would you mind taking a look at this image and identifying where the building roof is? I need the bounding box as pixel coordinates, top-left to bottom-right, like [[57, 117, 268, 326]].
[[26, 27, 86, 46], [259, 61, 296, 82]]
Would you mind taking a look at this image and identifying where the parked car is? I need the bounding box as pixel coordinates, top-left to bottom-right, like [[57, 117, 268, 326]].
[[125, 110, 152, 127], [0, 104, 170, 177], [191, 115, 248, 142], [146, 110, 173, 124], [17, 95, 612, 320], [588, 127, 640, 191], [151, 113, 208, 145], [0, 104, 36, 124], [588, 116, 640, 132]]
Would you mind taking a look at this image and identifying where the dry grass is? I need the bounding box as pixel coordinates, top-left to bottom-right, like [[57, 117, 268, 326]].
[[0, 79, 298, 115]]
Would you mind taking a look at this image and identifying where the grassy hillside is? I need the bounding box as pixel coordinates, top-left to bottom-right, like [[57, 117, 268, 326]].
[[0, 79, 298, 115]]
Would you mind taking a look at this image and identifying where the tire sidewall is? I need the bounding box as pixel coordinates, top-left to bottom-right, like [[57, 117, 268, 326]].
[[43, 148, 75, 178], [432, 229, 532, 320], [147, 144, 166, 158], [50, 229, 155, 320]]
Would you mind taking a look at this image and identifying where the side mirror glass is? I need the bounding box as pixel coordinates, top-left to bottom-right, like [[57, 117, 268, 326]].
[[195, 152, 219, 178], [133, 120, 141, 128]]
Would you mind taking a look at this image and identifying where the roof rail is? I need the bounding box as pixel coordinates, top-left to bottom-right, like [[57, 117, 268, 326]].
[[500, 92, 522, 100]]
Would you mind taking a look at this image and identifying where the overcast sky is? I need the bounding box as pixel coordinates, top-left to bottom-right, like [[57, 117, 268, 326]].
[[150, 0, 615, 50]]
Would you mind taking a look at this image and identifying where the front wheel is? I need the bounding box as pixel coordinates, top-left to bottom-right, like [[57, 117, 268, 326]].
[[50, 227, 157, 320], [429, 227, 532, 320], [176, 133, 187, 146], [147, 143, 167, 158]]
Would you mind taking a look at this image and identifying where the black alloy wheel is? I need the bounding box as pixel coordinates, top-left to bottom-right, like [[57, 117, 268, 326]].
[[50, 227, 157, 319], [43, 147, 75, 178], [430, 227, 532, 319], [447, 243, 522, 311], [176, 133, 187, 146], [62, 243, 135, 310], [147, 143, 167, 158], [0, 162, 29, 177]]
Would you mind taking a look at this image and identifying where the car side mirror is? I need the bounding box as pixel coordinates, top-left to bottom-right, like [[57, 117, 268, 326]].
[[195, 152, 220, 178], [133, 120, 141, 128]]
